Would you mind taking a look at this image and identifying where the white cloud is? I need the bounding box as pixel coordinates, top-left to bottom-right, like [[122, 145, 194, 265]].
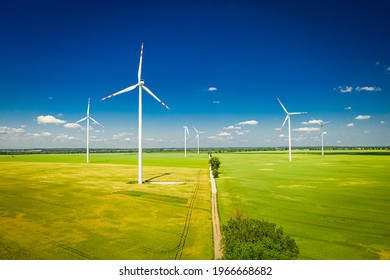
[[37, 115, 66, 124], [293, 127, 320, 132], [112, 132, 133, 141], [279, 134, 285, 138], [301, 119, 322, 125], [0, 126, 25, 135], [380, 121, 385, 124], [347, 123, 354, 127], [64, 123, 82, 129], [355, 115, 371, 120], [336, 86, 381, 93], [55, 134, 77, 142], [212, 100, 220, 104], [355, 86, 381, 92], [217, 131, 231, 137], [223, 125, 241, 130], [208, 87, 218, 91], [236, 130, 249, 135], [344, 106, 352, 110], [41, 132, 52, 137], [238, 120, 258, 126], [336, 86, 353, 93]]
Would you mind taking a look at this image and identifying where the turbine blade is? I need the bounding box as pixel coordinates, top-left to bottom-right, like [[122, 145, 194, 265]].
[[101, 83, 138, 101], [277, 98, 289, 114], [184, 126, 189, 136], [89, 117, 104, 127], [87, 98, 90, 116], [75, 117, 87, 124], [281, 115, 289, 129], [142, 85, 170, 110], [138, 43, 143, 83], [290, 112, 308, 115], [194, 127, 199, 134]]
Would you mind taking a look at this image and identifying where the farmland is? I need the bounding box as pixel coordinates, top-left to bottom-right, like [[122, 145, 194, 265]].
[[1, 150, 389, 260], [0, 152, 212, 260], [215, 150, 390, 260]]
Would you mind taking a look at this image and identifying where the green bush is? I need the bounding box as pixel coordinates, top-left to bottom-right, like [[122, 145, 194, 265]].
[[221, 216, 299, 260], [209, 156, 221, 178]]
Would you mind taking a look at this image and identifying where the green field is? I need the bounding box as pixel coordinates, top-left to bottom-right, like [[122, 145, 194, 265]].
[[0, 153, 212, 260], [1, 150, 389, 260], [215, 151, 390, 260]]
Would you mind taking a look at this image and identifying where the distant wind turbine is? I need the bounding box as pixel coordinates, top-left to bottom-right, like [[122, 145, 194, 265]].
[[183, 123, 190, 158], [277, 98, 307, 161], [101, 43, 170, 184], [313, 120, 330, 156], [74, 98, 103, 163], [194, 127, 205, 155]]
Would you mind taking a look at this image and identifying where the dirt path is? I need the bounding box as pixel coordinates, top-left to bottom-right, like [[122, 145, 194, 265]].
[[210, 166, 223, 259]]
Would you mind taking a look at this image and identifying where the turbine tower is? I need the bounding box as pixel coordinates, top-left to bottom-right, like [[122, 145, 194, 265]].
[[183, 123, 190, 158], [74, 98, 103, 163], [101, 43, 170, 184], [314, 120, 330, 156], [277, 98, 307, 162], [194, 127, 204, 155]]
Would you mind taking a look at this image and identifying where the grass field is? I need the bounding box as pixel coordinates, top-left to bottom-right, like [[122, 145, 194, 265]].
[[0, 152, 212, 260], [215, 151, 390, 260], [2, 150, 389, 260]]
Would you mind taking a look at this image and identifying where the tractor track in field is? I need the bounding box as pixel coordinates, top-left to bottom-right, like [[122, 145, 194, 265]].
[[174, 169, 201, 260], [36, 232, 96, 260]]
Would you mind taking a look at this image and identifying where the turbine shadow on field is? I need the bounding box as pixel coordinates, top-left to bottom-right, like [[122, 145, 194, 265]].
[[144, 173, 171, 183], [127, 173, 171, 184]]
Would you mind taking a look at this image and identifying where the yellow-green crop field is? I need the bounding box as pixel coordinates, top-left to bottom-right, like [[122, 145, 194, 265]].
[[1, 150, 389, 260], [0, 153, 212, 260]]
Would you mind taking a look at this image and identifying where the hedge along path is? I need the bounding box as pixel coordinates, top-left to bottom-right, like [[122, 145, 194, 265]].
[[210, 164, 222, 259]]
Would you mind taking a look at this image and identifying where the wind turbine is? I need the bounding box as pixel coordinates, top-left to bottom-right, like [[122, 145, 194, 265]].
[[313, 120, 330, 156], [101, 43, 170, 184], [74, 98, 103, 163], [194, 127, 205, 155], [277, 98, 307, 161], [183, 123, 190, 158]]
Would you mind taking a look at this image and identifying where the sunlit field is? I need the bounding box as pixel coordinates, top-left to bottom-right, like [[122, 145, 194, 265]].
[[2, 150, 389, 260], [0, 152, 212, 260], [215, 150, 390, 260]]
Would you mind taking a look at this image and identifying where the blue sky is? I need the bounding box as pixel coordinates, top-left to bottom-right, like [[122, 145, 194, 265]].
[[1, 0, 389, 149]]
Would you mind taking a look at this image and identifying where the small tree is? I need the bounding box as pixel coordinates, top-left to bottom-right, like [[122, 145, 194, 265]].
[[209, 156, 221, 178], [221, 216, 299, 260]]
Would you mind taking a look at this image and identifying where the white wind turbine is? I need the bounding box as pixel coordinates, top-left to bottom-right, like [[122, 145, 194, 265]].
[[277, 98, 307, 161], [313, 120, 330, 156], [194, 127, 205, 155], [183, 123, 190, 158], [101, 43, 170, 184], [74, 98, 103, 163]]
